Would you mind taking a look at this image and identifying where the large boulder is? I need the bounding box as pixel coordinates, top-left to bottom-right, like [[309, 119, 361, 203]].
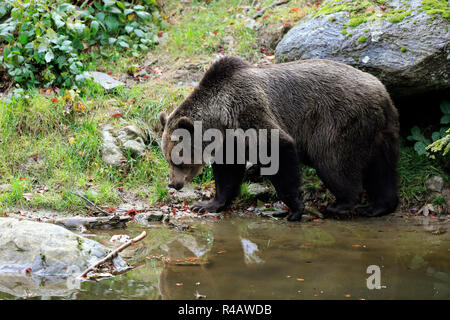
[[101, 123, 150, 166], [0, 218, 127, 276], [275, 0, 450, 97]]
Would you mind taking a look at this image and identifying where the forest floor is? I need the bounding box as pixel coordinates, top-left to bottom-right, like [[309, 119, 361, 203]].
[[0, 0, 448, 218]]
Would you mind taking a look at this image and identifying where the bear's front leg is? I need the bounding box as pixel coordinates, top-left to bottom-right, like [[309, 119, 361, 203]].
[[267, 133, 304, 221], [191, 163, 246, 213]]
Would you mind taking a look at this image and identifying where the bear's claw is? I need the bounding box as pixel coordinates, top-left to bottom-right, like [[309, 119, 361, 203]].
[[191, 200, 225, 214]]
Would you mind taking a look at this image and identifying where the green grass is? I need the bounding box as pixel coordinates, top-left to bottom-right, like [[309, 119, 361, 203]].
[[0, 80, 188, 212], [397, 143, 447, 207]]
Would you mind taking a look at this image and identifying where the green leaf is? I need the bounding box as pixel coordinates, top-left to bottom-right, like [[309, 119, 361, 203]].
[[410, 126, 421, 138], [136, 11, 151, 19], [432, 131, 441, 142], [118, 41, 129, 48], [105, 16, 120, 33], [440, 100, 450, 114], [414, 141, 427, 156], [124, 9, 134, 15], [103, 0, 116, 8], [125, 25, 133, 33], [45, 51, 54, 63], [93, 2, 103, 10], [134, 29, 145, 37], [52, 13, 65, 29], [90, 20, 99, 34], [115, 1, 126, 10], [108, 7, 122, 14], [69, 62, 81, 74], [441, 114, 450, 124]]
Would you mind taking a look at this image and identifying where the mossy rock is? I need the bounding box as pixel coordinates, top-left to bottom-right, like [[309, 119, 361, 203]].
[[276, 0, 450, 97]]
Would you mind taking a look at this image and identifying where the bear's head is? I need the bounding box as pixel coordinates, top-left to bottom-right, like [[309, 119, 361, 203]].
[[159, 111, 203, 190]]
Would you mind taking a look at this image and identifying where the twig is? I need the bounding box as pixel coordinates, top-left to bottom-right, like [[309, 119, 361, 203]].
[[253, 0, 290, 19], [80, 231, 147, 278], [73, 192, 112, 216]]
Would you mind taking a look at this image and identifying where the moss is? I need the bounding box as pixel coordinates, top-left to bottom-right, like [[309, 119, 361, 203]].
[[347, 16, 368, 27], [77, 237, 83, 251], [364, 29, 369, 32], [341, 29, 348, 35], [421, 0, 450, 20], [353, 57, 360, 61], [401, 47, 407, 52], [388, 11, 412, 23], [357, 35, 368, 42]]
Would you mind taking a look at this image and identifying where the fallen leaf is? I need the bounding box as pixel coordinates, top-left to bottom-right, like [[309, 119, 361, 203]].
[[297, 278, 305, 282], [111, 113, 123, 118], [176, 282, 183, 286]]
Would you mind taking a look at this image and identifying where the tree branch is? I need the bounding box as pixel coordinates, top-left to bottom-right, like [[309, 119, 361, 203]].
[[80, 231, 147, 278]]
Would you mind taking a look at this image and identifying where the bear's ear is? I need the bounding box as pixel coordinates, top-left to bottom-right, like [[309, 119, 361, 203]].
[[159, 111, 168, 127], [176, 116, 194, 132]]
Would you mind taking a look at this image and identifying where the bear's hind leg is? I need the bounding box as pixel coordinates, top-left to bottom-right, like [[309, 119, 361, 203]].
[[316, 167, 362, 217], [358, 144, 398, 217], [191, 163, 245, 213]]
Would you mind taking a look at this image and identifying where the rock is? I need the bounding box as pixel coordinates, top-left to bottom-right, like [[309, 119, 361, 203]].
[[0, 184, 11, 193], [440, 188, 450, 214], [259, 24, 292, 50], [426, 175, 445, 193], [200, 212, 223, 219], [0, 218, 127, 277], [101, 124, 151, 165], [135, 211, 165, 225], [168, 187, 202, 203], [123, 139, 146, 157], [117, 124, 148, 144], [0, 273, 76, 298], [247, 183, 272, 200], [222, 35, 235, 44], [87, 71, 125, 90], [275, 0, 450, 97], [101, 125, 124, 166]]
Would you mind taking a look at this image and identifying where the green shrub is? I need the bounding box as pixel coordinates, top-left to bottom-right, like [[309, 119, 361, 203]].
[[408, 100, 450, 157], [0, 0, 161, 88]]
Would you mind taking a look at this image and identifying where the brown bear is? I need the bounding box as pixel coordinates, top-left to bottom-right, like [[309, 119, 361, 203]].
[[159, 56, 399, 221]]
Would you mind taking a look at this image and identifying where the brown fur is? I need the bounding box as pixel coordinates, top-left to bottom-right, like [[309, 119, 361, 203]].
[[160, 56, 400, 220]]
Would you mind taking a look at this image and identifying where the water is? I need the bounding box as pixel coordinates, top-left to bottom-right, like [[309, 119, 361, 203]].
[[1, 215, 449, 300]]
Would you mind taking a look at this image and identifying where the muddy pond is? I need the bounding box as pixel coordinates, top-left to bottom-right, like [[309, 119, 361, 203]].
[[0, 214, 449, 300]]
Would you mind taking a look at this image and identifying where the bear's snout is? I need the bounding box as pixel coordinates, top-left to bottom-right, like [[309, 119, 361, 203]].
[[169, 182, 184, 191]]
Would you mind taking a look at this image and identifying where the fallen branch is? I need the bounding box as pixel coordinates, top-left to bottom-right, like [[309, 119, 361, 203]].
[[80, 231, 147, 278], [73, 192, 112, 216], [49, 215, 132, 230], [253, 0, 290, 19]]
